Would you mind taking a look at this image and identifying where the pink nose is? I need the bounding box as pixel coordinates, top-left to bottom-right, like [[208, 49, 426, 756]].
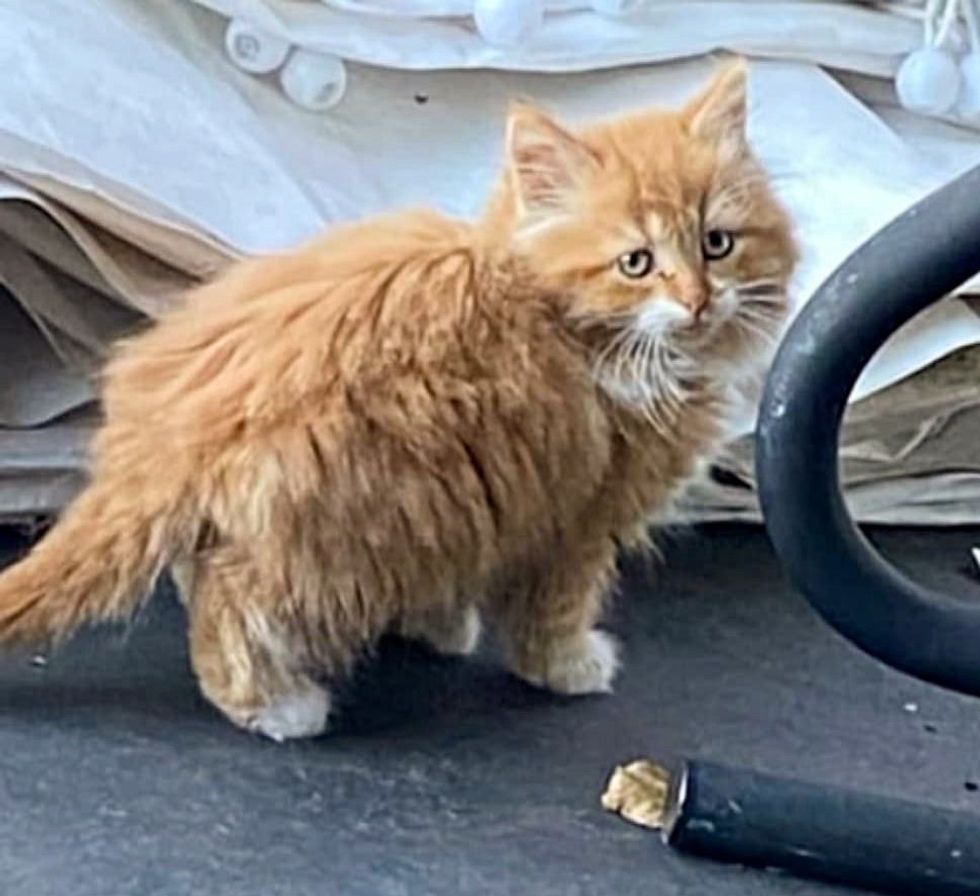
[[673, 271, 710, 319]]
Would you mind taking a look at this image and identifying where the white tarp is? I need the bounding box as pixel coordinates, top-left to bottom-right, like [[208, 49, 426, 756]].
[[189, 0, 921, 75], [0, 0, 978, 522]]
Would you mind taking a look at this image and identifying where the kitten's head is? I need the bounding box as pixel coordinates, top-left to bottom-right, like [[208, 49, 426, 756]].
[[495, 60, 797, 410]]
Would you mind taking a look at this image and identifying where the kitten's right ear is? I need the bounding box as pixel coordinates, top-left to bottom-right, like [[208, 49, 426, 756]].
[[684, 59, 749, 152], [505, 102, 599, 217]]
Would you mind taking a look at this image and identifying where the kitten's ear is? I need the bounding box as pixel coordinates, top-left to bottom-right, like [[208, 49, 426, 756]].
[[506, 102, 600, 216], [684, 59, 749, 149]]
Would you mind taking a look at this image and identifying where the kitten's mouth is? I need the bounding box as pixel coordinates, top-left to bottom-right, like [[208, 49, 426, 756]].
[[578, 281, 786, 365], [669, 302, 732, 342]]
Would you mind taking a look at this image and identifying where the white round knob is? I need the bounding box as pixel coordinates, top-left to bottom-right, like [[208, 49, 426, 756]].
[[895, 48, 961, 115], [473, 0, 544, 47], [224, 19, 291, 74], [279, 49, 348, 112], [590, 0, 642, 15], [958, 53, 980, 120]]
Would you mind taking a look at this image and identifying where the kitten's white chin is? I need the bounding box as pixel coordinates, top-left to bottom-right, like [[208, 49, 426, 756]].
[[593, 286, 779, 413], [635, 300, 690, 336]]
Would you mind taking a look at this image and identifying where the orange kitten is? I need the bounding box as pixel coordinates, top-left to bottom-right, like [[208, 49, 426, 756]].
[[0, 61, 795, 740]]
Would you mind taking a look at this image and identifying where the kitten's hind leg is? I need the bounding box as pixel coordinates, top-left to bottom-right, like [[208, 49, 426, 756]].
[[395, 604, 482, 657], [494, 539, 620, 695], [187, 547, 331, 742]]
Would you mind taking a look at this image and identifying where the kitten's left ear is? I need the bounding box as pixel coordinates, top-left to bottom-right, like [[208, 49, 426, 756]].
[[506, 101, 600, 217], [684, 59, 749, 149]]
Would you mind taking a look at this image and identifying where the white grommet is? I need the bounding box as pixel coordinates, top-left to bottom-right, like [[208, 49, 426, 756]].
[[224, 19, 291, 74]]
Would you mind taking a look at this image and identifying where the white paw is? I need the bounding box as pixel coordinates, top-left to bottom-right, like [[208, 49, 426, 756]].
[[428, 606, 483, 657], [540, 630, 621, 695], [249, 687, 331, 742]]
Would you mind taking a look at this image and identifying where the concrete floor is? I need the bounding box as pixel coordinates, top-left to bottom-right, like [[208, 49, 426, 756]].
[[1, 524, 979, 896]]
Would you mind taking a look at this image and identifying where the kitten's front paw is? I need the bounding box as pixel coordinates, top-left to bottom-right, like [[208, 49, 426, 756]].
[[248, 687, 331, 742], [517, 629, 621, 695]]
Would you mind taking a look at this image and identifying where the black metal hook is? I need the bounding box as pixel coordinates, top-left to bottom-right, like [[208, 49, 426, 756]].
[[757, 163, 980, 697]]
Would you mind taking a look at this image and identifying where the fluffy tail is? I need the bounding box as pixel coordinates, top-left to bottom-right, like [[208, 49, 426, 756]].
[[0, 474, 184, 647]]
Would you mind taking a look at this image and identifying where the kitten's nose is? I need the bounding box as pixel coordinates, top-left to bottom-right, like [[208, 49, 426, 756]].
[[674, 270, 710, 320]]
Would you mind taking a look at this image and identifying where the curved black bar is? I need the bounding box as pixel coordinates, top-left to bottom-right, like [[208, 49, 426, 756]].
[[757, 164, 980, 697]]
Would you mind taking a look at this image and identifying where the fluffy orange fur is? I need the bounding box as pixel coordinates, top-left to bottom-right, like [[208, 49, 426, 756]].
[[0, 61, 796, 740]]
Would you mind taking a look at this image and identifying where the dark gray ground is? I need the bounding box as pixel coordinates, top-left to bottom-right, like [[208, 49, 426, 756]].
[[1, 524, 979, 896]]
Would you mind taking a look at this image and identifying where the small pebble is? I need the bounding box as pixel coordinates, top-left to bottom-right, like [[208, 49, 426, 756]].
[[903, 702, 919, 713], [414, 93, 429, 105], [30, 654, 48, 668]]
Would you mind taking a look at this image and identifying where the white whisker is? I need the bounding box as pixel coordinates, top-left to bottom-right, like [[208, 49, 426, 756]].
[[590, 278, 785, 433], [732, 312, 780, 346], [592, 326, 632, 375]]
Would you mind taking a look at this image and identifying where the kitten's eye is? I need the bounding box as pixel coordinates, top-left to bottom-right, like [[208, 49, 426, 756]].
[[703, 229, 735, 261], [617, 248, 655, 279]]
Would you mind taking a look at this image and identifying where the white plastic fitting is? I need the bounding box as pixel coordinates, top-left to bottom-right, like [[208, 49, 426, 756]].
[[896, 47, 961, 114], [279, 49, 348, 112], [224, 18, 292, 74]]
